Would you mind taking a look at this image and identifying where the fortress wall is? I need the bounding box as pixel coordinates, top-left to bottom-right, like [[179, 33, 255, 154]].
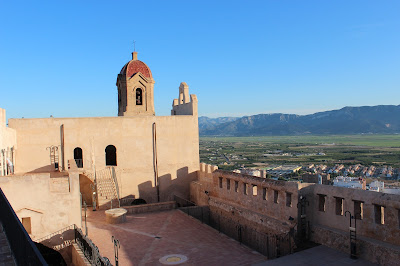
[[8, 114, 199, 203], [190, 163, 217, 206], [304, 184, 400, 247], [210, 170, 300, 225], [0, 172, 81, 240], [191, 165, 400, 263], [191, 166, 299, 233]]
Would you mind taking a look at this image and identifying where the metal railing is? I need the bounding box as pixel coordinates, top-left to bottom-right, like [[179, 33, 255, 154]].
[[36, 224, 76, 251], [37, 224, 112, 265], [174, 195, 196, 207], [176, 201, 296, 259], [0, 188, 47, 265], [75, 227, 111, 266]]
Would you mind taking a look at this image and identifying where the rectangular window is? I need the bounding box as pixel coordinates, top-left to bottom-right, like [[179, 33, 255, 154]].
[[354, 200, 363, 220], [335, 197, 344, 216], [22, 217, 32, 234], [374, 204, 385, 224], [226, 179, 231, 190], [274, 190, 279, 203], [235, 181, 239, 192], [219, 177, 223, 188], [243, 183, 248, 195], [286, 192, 292, 207], [252, 185, 258, 196], [398, 209, 400, 229], [318, 194, 326, 212], [262, 188, 267, 200]]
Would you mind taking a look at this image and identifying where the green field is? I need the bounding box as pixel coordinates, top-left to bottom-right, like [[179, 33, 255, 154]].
[[200, 135, 400, 147], [200, 135, 400, 170]]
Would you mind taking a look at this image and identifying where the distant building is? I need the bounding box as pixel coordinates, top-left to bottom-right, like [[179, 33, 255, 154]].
[[301, 173, 331, 185], [333, 176, 366, 190], [267, 165, 301, 176]]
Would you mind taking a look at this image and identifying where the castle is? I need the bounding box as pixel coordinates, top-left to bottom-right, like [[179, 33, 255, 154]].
[[1, 51, 400, 265], [0, 51, 199, 238]]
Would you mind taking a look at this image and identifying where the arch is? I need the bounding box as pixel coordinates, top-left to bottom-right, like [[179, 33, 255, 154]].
[[73, 147, 83, 168], [136, 88, 143, 105], [105, 145, 117, 166]]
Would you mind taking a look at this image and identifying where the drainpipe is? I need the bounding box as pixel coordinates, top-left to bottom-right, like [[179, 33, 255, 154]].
[[152, 122, 160, 202], [60, 124, 65, 171]]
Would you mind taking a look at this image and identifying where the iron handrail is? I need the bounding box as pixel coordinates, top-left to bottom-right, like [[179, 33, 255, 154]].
[[35, 224, 76, 243], [0, 188, 48, 265]]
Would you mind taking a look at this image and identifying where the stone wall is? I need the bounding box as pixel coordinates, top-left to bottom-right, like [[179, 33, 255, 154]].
[[8, 114, 199, 203], [171, 83, 198, 116], [191, 164, 300, 234], [124, 201, 176, 214], [0, 173, 81, 240], [191, 165, 400, 264], [0, 108, 16, 176], [311, 225, 400, 265], [304, 184, 400, 247]]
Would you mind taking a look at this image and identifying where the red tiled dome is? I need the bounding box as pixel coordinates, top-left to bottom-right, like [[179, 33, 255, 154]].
[[120, 58, 152, 79]]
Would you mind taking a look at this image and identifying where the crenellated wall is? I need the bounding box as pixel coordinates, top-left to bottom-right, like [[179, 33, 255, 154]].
[[303, 184, 400, 264], [192, 164, 304, 234], [191, 165, 400, 264]]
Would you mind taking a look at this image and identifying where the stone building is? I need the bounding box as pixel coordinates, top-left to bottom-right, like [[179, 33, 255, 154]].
[[0, 51, 199, 239]]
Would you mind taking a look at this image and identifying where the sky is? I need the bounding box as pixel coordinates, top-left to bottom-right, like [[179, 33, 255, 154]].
[[0, 1, 399, 119]]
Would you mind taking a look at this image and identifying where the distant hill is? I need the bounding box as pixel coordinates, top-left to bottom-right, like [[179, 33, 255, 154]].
[[199, 105, 400, 136], [198, 116, 239, 131]]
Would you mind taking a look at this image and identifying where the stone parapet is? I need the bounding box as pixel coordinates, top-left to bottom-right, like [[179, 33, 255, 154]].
[[304, 184, 400, 247], [124, 201, 176, 215], [311, 224, 400, 265]]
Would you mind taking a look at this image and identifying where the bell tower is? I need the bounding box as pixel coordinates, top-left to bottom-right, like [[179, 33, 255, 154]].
[[116, 51, 155, 116]]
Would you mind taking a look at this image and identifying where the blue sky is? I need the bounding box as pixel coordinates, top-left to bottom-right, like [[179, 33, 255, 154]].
[[1, 1, 399, 119]]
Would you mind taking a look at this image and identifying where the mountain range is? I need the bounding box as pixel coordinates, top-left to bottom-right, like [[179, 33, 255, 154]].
[[199, 105, 400, 136]]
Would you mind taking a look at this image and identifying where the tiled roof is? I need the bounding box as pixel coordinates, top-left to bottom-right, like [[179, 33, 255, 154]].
[[120, 60, 152, 79]]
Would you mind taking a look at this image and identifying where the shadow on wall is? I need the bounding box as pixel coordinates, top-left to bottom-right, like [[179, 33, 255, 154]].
[[79, 174, 93, 206], [138, 167, 198, 203], [27, 164, 58, 174]]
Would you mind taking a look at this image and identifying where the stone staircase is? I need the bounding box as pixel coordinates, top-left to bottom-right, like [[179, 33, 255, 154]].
[[86, 167, 120, 209]]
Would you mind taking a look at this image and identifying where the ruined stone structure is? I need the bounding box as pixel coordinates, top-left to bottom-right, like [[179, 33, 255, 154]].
[[191, 163, 400, 265]]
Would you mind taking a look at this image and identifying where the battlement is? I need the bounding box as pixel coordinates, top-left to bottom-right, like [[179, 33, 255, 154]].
[[199, 163, 218, 174], [190, 167, 400, 264]]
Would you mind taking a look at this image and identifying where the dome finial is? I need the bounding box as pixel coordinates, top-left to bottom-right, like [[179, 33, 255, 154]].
[[132, 40, 138, 60]]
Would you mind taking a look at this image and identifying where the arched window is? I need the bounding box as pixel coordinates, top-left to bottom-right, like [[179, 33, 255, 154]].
[[105, 145, 117, 166], [136, 88, 142, 105], [74, 147, 83, 168]]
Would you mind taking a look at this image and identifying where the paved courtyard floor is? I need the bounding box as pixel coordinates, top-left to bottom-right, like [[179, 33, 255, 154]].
[[86, 209, 267, 266], [86, 209, 376, 266], [255, 244, 376, 266]]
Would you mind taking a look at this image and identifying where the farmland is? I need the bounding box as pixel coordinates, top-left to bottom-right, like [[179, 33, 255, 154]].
[[199, 135, 400, 170]]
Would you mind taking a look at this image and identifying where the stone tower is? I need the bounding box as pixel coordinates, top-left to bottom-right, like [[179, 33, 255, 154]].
[[116, 52, 155, 116]]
